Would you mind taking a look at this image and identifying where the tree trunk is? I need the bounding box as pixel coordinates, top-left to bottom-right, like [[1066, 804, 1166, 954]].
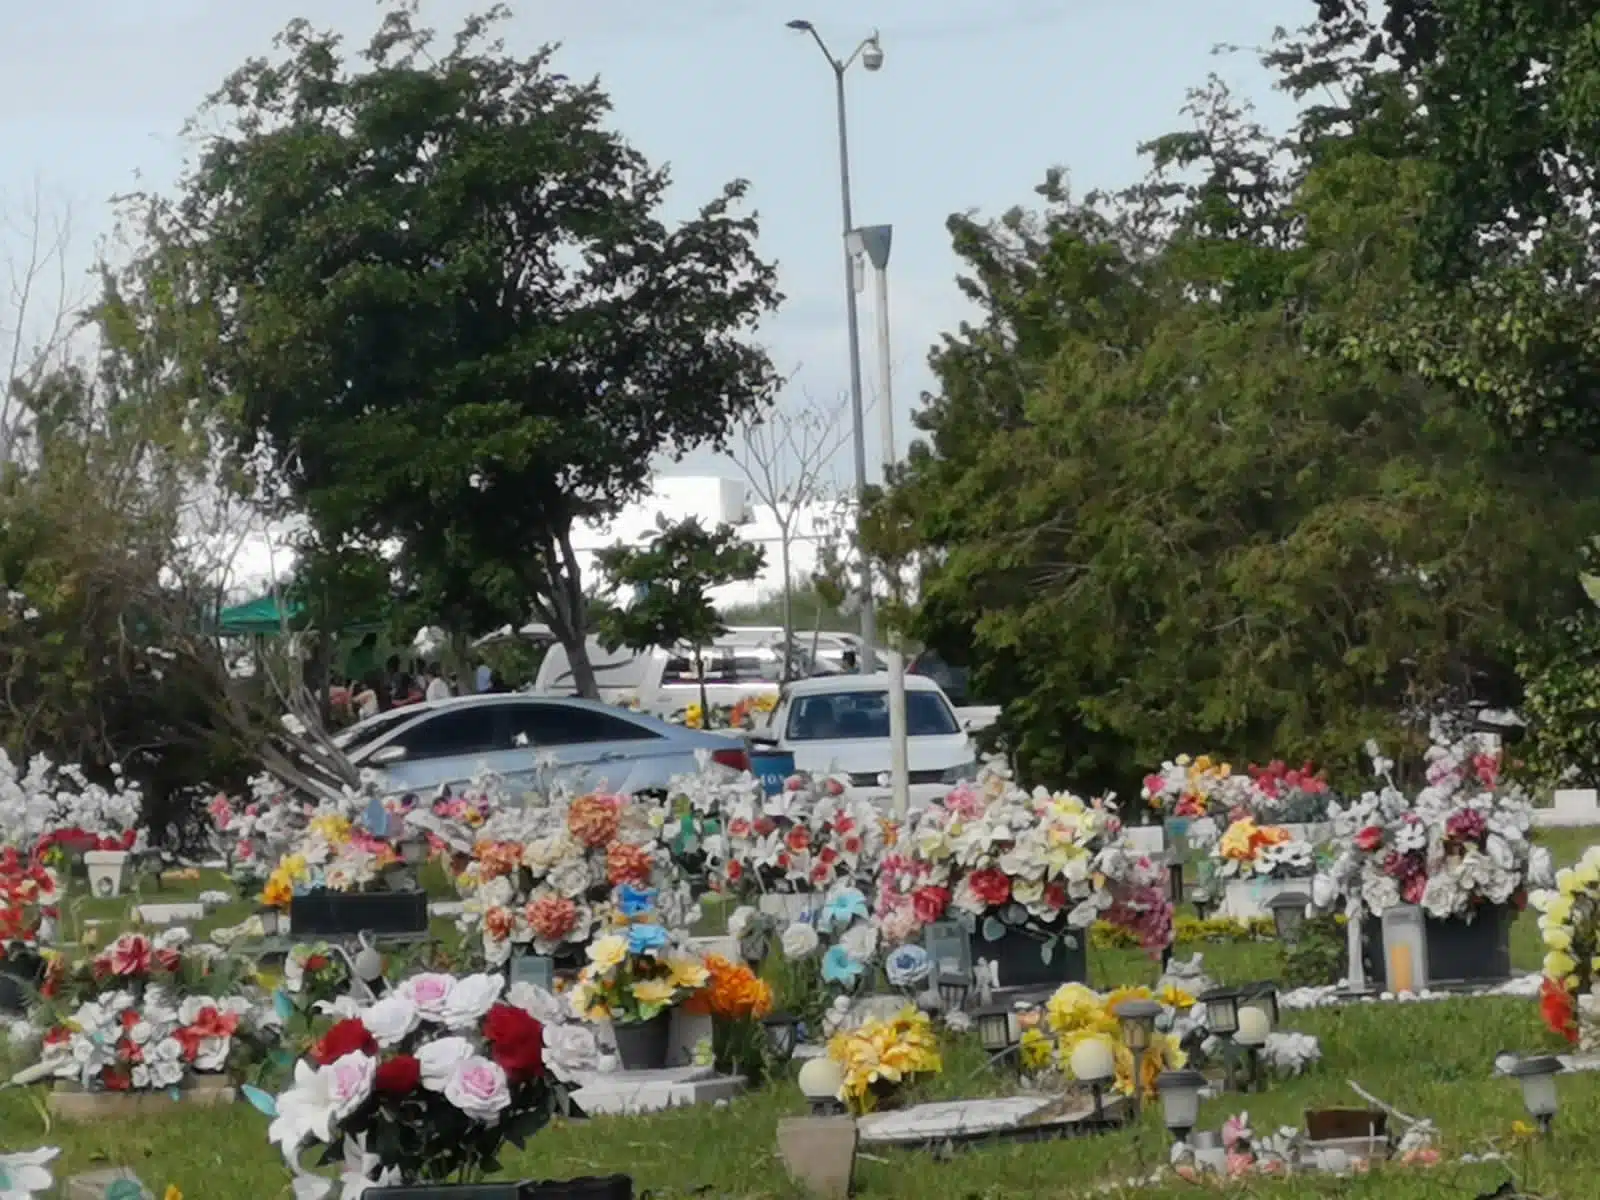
[[694, 645, 710, 727], [780, 538, 795, 683], [532, 524, 600, 700]]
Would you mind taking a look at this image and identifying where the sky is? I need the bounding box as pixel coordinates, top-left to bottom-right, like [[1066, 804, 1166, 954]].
[[0, 0, 1302, 484]]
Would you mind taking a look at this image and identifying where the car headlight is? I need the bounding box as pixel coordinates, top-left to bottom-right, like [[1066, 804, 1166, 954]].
[[939, 762, 978, 784]]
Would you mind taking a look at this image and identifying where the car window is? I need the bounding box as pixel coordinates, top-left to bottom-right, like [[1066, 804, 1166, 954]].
[[663, 651, 734, 685], [388, 708, 504, 760], [662, 656, 696, 684], [506, 703, 659, 746], [785, 690, 960, 741], [730, 653, 783, 683], [334, 708, 416, 752]]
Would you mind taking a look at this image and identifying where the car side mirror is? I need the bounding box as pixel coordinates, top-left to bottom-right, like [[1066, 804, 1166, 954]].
[[370, 745, 408, 765]]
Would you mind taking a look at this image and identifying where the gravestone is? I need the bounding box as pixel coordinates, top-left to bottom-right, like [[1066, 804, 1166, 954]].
[[1537, 789, 1600, 828]]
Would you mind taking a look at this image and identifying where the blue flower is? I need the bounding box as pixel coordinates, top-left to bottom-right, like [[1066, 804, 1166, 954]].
[[626, 923, 670, 956], [818, 888, 869, 934], [884, 944, 932, 989], [617, 884, 657, 918], [821, 944, 865, 986]]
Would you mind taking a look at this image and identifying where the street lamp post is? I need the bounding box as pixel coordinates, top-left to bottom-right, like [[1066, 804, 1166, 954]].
[[786, 18, 882, 674], [848, 223, 908, 816]]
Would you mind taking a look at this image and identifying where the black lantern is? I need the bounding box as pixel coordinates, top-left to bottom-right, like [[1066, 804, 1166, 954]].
[[937, 972, 971, 1014], [1267, 891, 1309, 943], [1191, 887, 1216, 921], [399, 834, 430, 868], [1199, 987, 1239, 1037], [761, 1012, 800, 1063], [1115, 997, 1164, 1117], [1157, 1069, 1207, 1142], [1241, 982, 1279, 1029], [975, 1004, 1015, 1054]]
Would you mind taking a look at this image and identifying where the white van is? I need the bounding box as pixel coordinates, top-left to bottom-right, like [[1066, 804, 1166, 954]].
[[535, 637, 791, 717]]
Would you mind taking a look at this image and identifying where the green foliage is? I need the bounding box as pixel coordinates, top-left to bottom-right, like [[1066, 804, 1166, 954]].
[[1278, 915, 1349, 989], [876, 67, 1600, 794], [596, 517, 765, 714], [157, 4, 780, 696], [1516, 611, 1600, 788]]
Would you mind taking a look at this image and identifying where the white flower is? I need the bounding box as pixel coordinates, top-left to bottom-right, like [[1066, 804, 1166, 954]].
[[543, 1024, 599, 1083], [336, 1133, 402, 1200], [360, 994, 420, 1048], [442, 1055, 511, 1122], [727, 905, 758, 940], [270, 1060, 343, 1156], [0, 1147, 58, 1198], [416, 1036, 476, 1091], [505, 983, 566, 1025], [840, 922, 879, 963], [441, 973, 505, 1030], [780, 922, 820, 960]]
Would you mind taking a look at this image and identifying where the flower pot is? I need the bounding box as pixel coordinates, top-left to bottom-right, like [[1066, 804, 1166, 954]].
[[1361, 904, 1513, 988], [611, 1013, 672, 1071], [969, 923, 1087, 990], [83, 850, 130, 899], [288, 889, 429, 937], [1219, 876, 1308, 921]]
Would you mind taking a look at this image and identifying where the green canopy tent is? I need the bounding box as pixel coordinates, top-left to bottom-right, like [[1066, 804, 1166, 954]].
[[216, 594, 307, 637]]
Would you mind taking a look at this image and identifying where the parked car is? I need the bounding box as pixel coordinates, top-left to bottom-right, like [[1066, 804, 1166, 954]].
[[759, 673, 978, 810], [332, 694, 749, 797], [534, 636, 809, 716]]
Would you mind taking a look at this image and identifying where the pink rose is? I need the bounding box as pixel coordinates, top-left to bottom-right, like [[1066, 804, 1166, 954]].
[[443, 1055, 511, 1122], [324, 1050, 376, 1121], [399, 973, 457, 1022]]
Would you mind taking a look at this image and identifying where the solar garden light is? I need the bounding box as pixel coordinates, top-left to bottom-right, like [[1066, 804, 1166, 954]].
[[1241, 981, 1280, 1029], [1199, 987, 1240, 1090], [936, 970, 971, 1014], [1069, 1037, 1117, 1124], [1167, 858, 1185, 905], [1191, 886, 1216, 921], [399, 833, 430, 869], [762, 1012, 800, 1064], [1268, 891, 1310, 943], [975, 1002, 1017, 1056], [1233, 1003, 1271, 1093], [1157, 1069, 1207, 1143], [1114, 998, 1163, 1118], [797, 1056, 847, 1117], [1508, 1055, 1563, 1134]]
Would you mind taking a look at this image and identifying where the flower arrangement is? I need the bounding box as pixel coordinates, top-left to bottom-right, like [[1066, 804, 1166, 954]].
[[1039, 983, 1189, 1099], [1246, 760, 1335, 823], [18, 928, 272, 1093], [1204, 819, 1315, 881], [1312, 730, 1552, 921], [688, 954, 776, 1080], [0, 849, 57, 955], [0, 752, 145, 857], [877, 763, 1175, 956], [1533, 846, 1600, 1045], [826, 1006, 942, 1114], [265, 972, 566, 1191], [569, 902, 709, 1029], [448, 782, 695, 966], [1141, 755, 1252, 819]]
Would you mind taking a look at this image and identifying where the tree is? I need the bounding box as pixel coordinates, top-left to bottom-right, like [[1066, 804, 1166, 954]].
[[734, 391, 851, 677], [0, 181, 83, 463], [156, 4, 780, 699], [876, 75, 1600, 795], [595, 517, 765, 720]]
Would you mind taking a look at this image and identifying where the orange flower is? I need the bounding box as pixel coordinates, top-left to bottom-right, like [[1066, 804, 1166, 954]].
[[474, 841, 523, 880], [484, 907, 514, 940], [568, 794, 622, 848], [606, 841, 652, 887], [700, 954, 773, 1020]]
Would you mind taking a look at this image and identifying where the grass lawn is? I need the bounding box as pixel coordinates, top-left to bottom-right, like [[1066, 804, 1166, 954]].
[[5, 829, 1597, 1199]]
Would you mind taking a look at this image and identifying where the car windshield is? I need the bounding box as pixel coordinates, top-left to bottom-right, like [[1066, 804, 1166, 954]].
[[333, 708, 417, 752], [785, 689, 960, 741]]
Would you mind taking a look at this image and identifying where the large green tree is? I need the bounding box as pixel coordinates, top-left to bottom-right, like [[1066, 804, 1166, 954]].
[[879, 73, 1600, 794], [163, 5, 780, 697]]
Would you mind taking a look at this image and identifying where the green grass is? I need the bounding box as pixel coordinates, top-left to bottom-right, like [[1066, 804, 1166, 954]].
[[6, 829, 1599, 1198]]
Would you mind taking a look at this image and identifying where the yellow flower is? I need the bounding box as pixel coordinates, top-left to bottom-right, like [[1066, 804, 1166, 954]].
[[261, 872, 293, 910], [588, 935, 628, 971], [1544, 926, 1573, 952], [1018, 1027, 1054, 1071], [165, 1188, 183, 1200], [1159, 984, 1196, 1010], [1510, 1120, 1539, 1142], [1046, 983, 1115, 1036], [632, 979, 677, 1007], [667, 957, 709, 990], [1544, 950, 1577, 981]]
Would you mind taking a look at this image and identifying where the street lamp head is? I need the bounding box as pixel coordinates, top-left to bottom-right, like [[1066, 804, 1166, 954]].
[[786, 19, 814, 31], [862, 34, 884, 70]]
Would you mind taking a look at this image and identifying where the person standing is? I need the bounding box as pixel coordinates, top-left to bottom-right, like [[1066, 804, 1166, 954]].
[[475, 660, 493, 693], [424, 662, 452, 702]]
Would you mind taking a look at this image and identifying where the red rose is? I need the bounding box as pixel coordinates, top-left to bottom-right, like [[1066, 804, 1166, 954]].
[[304, 954, 329, 973], [374, 1053, 422, 1094], [1353, 826, 1384, 853], [155, 949, 182, 974], [482, 1002, 544, 1081], [313, 1017, 377, 1065], [967, 868, 1012, 909], [911, 886, 950, 924]]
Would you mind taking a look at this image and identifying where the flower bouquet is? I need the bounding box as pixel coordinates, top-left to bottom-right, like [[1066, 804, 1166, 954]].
[[1196, 819, 1316, 920], [1141, 755, 1252, 822], [450, 785, 695, 967], [1533, 846, 1600, 1047], [17, 929, 273, 1098], [1038, 982, 1190, 1100], [686, 953, 776, 1080], [826, 1006, 941, 1114], [265, 972, 568, 1193], [0, 849, 57, 1010], [881, 764, 1174, 987], [1312, 729, 1553, 986], [0, 753, 146, 862], [1246, 760, 1336, 825], [571, 892, 709, 1070]]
